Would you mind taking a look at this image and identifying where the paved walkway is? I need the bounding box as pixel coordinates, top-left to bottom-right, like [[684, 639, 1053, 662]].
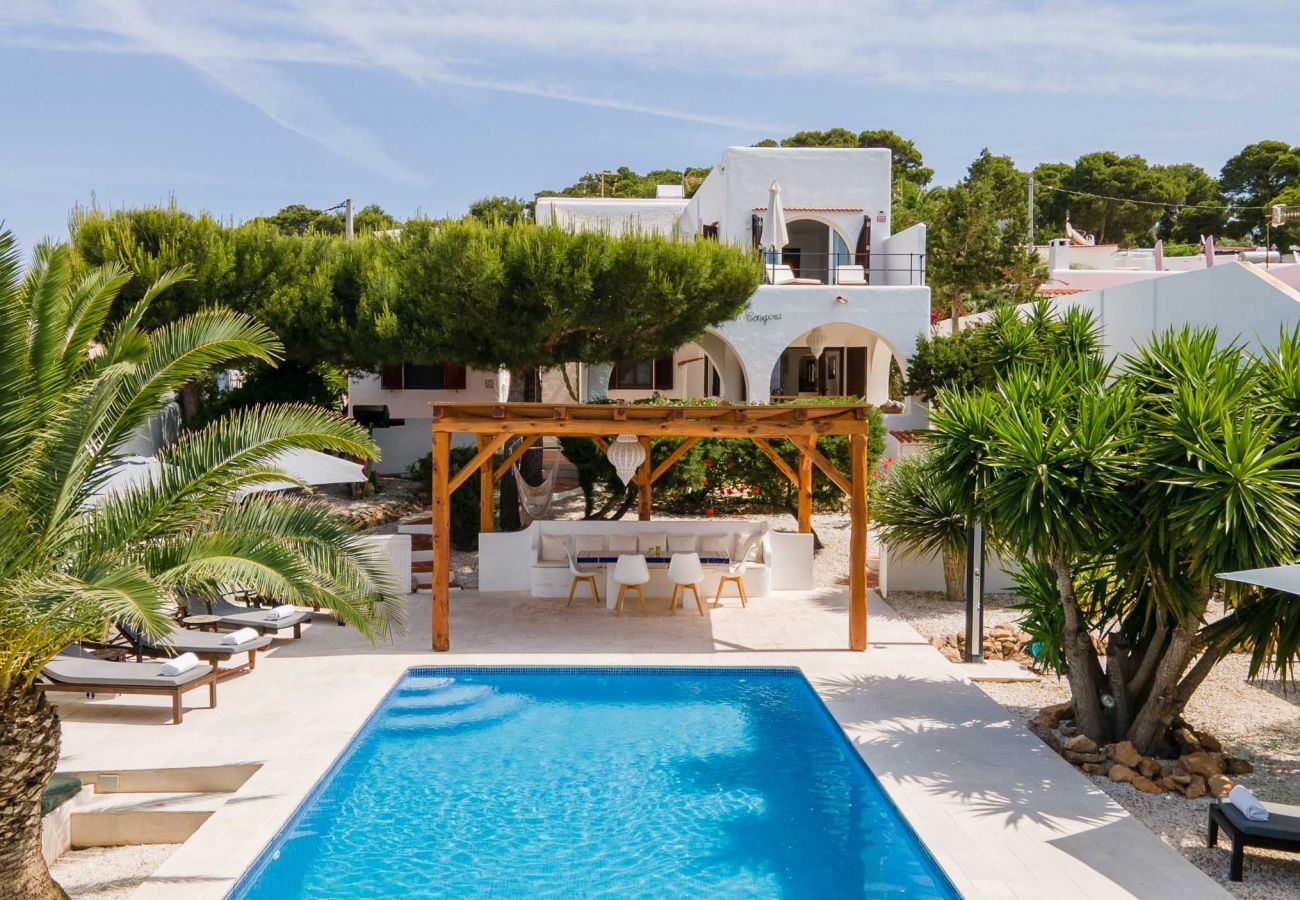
[[53, 588, 1226, 899]]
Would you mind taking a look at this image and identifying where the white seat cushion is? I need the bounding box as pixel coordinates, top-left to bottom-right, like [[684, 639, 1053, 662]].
[[539, 535, 569, 562], [574, 535, 605, 554], [699, 535, 730, 556], [638, 533, 668, 554], [609, 535, 637, 553], [734, 535, 762, 562], [668, 533, 698, 554]]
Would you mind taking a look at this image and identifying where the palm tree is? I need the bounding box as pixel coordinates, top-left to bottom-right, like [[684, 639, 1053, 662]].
[[0, 232, 403, 897], [872, 455, 970, 602]]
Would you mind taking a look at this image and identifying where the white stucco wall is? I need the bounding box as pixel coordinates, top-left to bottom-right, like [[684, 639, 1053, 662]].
[[534, 197, 689, 236]]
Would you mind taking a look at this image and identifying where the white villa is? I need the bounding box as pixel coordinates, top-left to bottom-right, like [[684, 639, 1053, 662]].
[[349, 146, 930, 472]]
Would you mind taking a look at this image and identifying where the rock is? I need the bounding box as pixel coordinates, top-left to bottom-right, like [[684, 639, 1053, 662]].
[[1109, 764, 1137, 784], [1039, 702, 1074, 726], [1157, 776, 1181, 792], [1059, 723, 1080, 737], [1225, 757, 1254, 776], [1179, 752, 1225, 779], [1137, 757, 1162, 779], [1198, 732, 1224, 753], [1112, 740, 1143, 769], [1172, 727, 1201, 754], [1064, 734, 1098, 753], [1132, 776, 1164, 794], [1082, 763, 1111, 776], [1184, 775, 1207, 800], [1064, 750, 1108, 764], [1207, 774, 1233, 798], [1171, 773, 1193, 787]]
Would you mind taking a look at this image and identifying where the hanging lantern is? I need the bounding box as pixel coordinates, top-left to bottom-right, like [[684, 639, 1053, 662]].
[[805, 327, 828, 360], [606, 434, 646, 485]]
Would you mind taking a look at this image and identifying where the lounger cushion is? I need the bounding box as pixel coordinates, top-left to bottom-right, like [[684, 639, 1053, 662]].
[[699, 535, 730, 556], [218, 609, 309, 631], [668, 533, 698, 554], [163, 627, 271, 655], [43, 656, 213, 688], [540, 534, 569, 562], [1217, 800, 1300, 842], [735, 535, 763, 562], [608, 535, 637, 553]]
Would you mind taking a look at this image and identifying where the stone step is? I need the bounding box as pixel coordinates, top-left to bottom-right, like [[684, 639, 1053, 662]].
[[71, 791, 233, 847]]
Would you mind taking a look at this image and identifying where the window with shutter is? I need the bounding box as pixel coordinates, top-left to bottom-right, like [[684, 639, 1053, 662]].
[[653, 356, 674, 391], [443, 365, 467, 390], [402, 363, 445, 390], [380, 364, 403, 390]]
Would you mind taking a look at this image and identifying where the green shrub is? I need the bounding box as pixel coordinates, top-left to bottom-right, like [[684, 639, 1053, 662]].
[[408, 447, 482, 551]]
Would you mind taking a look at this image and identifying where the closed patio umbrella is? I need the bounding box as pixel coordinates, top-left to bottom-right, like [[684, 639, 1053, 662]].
[[1217, 564, 1300, 595], [763, 181, 789, 253], [856, 215, 872, 270], [751, 212, 763, 249]]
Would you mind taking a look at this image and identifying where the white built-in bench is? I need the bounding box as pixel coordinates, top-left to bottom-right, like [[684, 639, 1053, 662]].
[[479, 520, 814, 607]]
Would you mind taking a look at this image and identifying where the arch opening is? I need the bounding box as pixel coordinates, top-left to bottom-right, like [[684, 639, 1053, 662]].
[[768, 322, 906, 406]]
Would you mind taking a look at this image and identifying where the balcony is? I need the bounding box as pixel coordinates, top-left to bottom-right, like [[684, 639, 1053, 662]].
[[761, 251, 926, 287]]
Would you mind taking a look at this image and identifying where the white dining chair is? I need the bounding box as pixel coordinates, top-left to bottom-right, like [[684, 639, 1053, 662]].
[[613, 554, 650, 617], [714, 538, 757, 608], [667, 552, 707, 616], [564, 546, 600, 608]]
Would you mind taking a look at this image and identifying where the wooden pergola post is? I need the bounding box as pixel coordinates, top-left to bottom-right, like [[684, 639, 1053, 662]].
[[848, 432, 869, 650], [477, 435, 494, 533], [797, 439, 813, 534], [637, 436, 653, 521], [431, 430, 452, 652]]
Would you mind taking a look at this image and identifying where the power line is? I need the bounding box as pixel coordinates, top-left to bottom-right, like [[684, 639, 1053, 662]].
[[1041, 184, 1270, 212]]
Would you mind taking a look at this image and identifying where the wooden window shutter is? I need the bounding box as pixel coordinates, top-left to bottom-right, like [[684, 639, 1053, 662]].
[[654, 356, 674, 391], [380, 364, 403, 390], [443, 365, 467, 390]]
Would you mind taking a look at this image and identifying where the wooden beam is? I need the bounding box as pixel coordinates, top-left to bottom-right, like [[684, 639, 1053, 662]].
[[752, 438, 797, 486], [649, 437, 699, 485], [492, 436, 539, 481], [448, 434, 510, 494], [431, 430, 452, 652], [428, 419, 863, 438], [798, 437, 853, 497], [797, 443, 813, 534], [849, 432, 869, 651], [637, 437, 652, 521], [477, 435, 494, 534], [590, 436, 609, 452]]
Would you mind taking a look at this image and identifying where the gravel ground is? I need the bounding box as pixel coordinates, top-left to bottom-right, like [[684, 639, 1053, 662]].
[[52, 844, 179, 898], [888, 591, 1300, 898]]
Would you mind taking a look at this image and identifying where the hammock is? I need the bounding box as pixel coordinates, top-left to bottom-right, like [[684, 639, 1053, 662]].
[[512, 462, 559, 525]]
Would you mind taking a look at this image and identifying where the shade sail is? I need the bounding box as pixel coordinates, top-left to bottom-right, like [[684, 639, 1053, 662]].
[[243, 448, 367, 494], [762, 181, 789, 252], [1216, 564, 1300, 595], [85, 456, 166, 507]]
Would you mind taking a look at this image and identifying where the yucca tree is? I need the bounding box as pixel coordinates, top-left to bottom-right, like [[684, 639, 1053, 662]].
[[0, 231, 403, 898], [872, 455, 972, 602]]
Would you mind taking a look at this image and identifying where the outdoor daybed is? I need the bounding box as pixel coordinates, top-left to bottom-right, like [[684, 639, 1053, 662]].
[[38, 648, 217, 725]]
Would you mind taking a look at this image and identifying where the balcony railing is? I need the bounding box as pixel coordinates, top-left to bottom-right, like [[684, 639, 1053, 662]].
[[759, 251, 925, 286]]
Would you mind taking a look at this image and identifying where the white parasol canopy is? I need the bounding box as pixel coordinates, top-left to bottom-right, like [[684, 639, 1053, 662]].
[[1217, 564, 1300, 595], [85, 456, 166, 507], [763, 181, 789, 252], [241, 448, 367, 494]]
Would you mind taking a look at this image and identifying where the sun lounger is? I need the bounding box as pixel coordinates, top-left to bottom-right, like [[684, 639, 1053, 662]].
[[116, 621, 272, 679], [39, 650, 216, 724], [179, 593, 310, 639], [1208, 797, 1300, 880]]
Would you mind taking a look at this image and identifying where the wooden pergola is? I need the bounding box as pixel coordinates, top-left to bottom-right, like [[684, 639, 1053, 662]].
[[428, 402, 874, 652]]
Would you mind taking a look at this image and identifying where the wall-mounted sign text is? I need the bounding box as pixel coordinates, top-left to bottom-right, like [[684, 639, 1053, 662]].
[[744, 312, 783, 325]]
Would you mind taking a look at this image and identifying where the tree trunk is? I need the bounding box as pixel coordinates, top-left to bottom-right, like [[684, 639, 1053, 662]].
[[1052, 555, 1109, 743], [1126, 622, 1199, 755], [0, 684, 69, 899], [941, 543, 967, 604]]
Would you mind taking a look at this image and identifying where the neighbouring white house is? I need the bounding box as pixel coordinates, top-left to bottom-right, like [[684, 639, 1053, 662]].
[[350, 146, 932, 472]]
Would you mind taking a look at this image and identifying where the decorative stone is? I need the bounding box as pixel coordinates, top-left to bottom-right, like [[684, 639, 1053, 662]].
[[1207, 774, 1233, 798], [1064, 750, 1108, 764], [1173, 727, 1201, 754], [1184, 776, 1207, 800], [1082, 763, 1111, 776], [1157, 776, 1181, 792], [1171, 773, 1193, 787], [1225, 757, 1254, 776], [1040, 702, 1074, 726], [1109, 764, 1137, 784], [1198, 732, 1224, 753], [1064, 734, 1098, 753], [1137, 757, 1162, 779], [1132, 776, 1164, 794], [1179, 752, 1225, 779], [1112, 741, 1143, 769]]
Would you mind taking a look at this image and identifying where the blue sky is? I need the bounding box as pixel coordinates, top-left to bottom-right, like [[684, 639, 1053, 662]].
[[3, 1, 1297, 254]]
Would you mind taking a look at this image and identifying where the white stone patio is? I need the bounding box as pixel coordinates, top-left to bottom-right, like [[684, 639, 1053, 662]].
[[52, 588, 1227, 899]]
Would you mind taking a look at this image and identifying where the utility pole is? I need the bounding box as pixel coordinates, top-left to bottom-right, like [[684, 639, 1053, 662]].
[[1027, 176, 1035, 248], [344, 198, 354, 240]]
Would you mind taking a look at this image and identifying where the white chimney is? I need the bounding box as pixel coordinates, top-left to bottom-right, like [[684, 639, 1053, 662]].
[[656, 184, 685, 199], [1047, 238, 1070, 272]]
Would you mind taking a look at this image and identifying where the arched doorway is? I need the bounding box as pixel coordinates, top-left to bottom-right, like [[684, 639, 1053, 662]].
[[769, 323, 904, 405], [780, 217, 854, 284]]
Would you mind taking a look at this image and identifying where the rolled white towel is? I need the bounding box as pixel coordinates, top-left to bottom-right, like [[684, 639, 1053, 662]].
[[221, 627, 259, 645], [264, 604, 298, 621], [160, 652, 201, 677], [1229, 784, 1269, 822]]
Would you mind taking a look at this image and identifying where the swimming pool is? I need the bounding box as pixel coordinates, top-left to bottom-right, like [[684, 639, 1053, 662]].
[[231, 667, 958, 898]]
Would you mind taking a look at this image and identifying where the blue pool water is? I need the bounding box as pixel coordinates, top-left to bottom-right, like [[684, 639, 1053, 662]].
[[231, 667, 958, 898]]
